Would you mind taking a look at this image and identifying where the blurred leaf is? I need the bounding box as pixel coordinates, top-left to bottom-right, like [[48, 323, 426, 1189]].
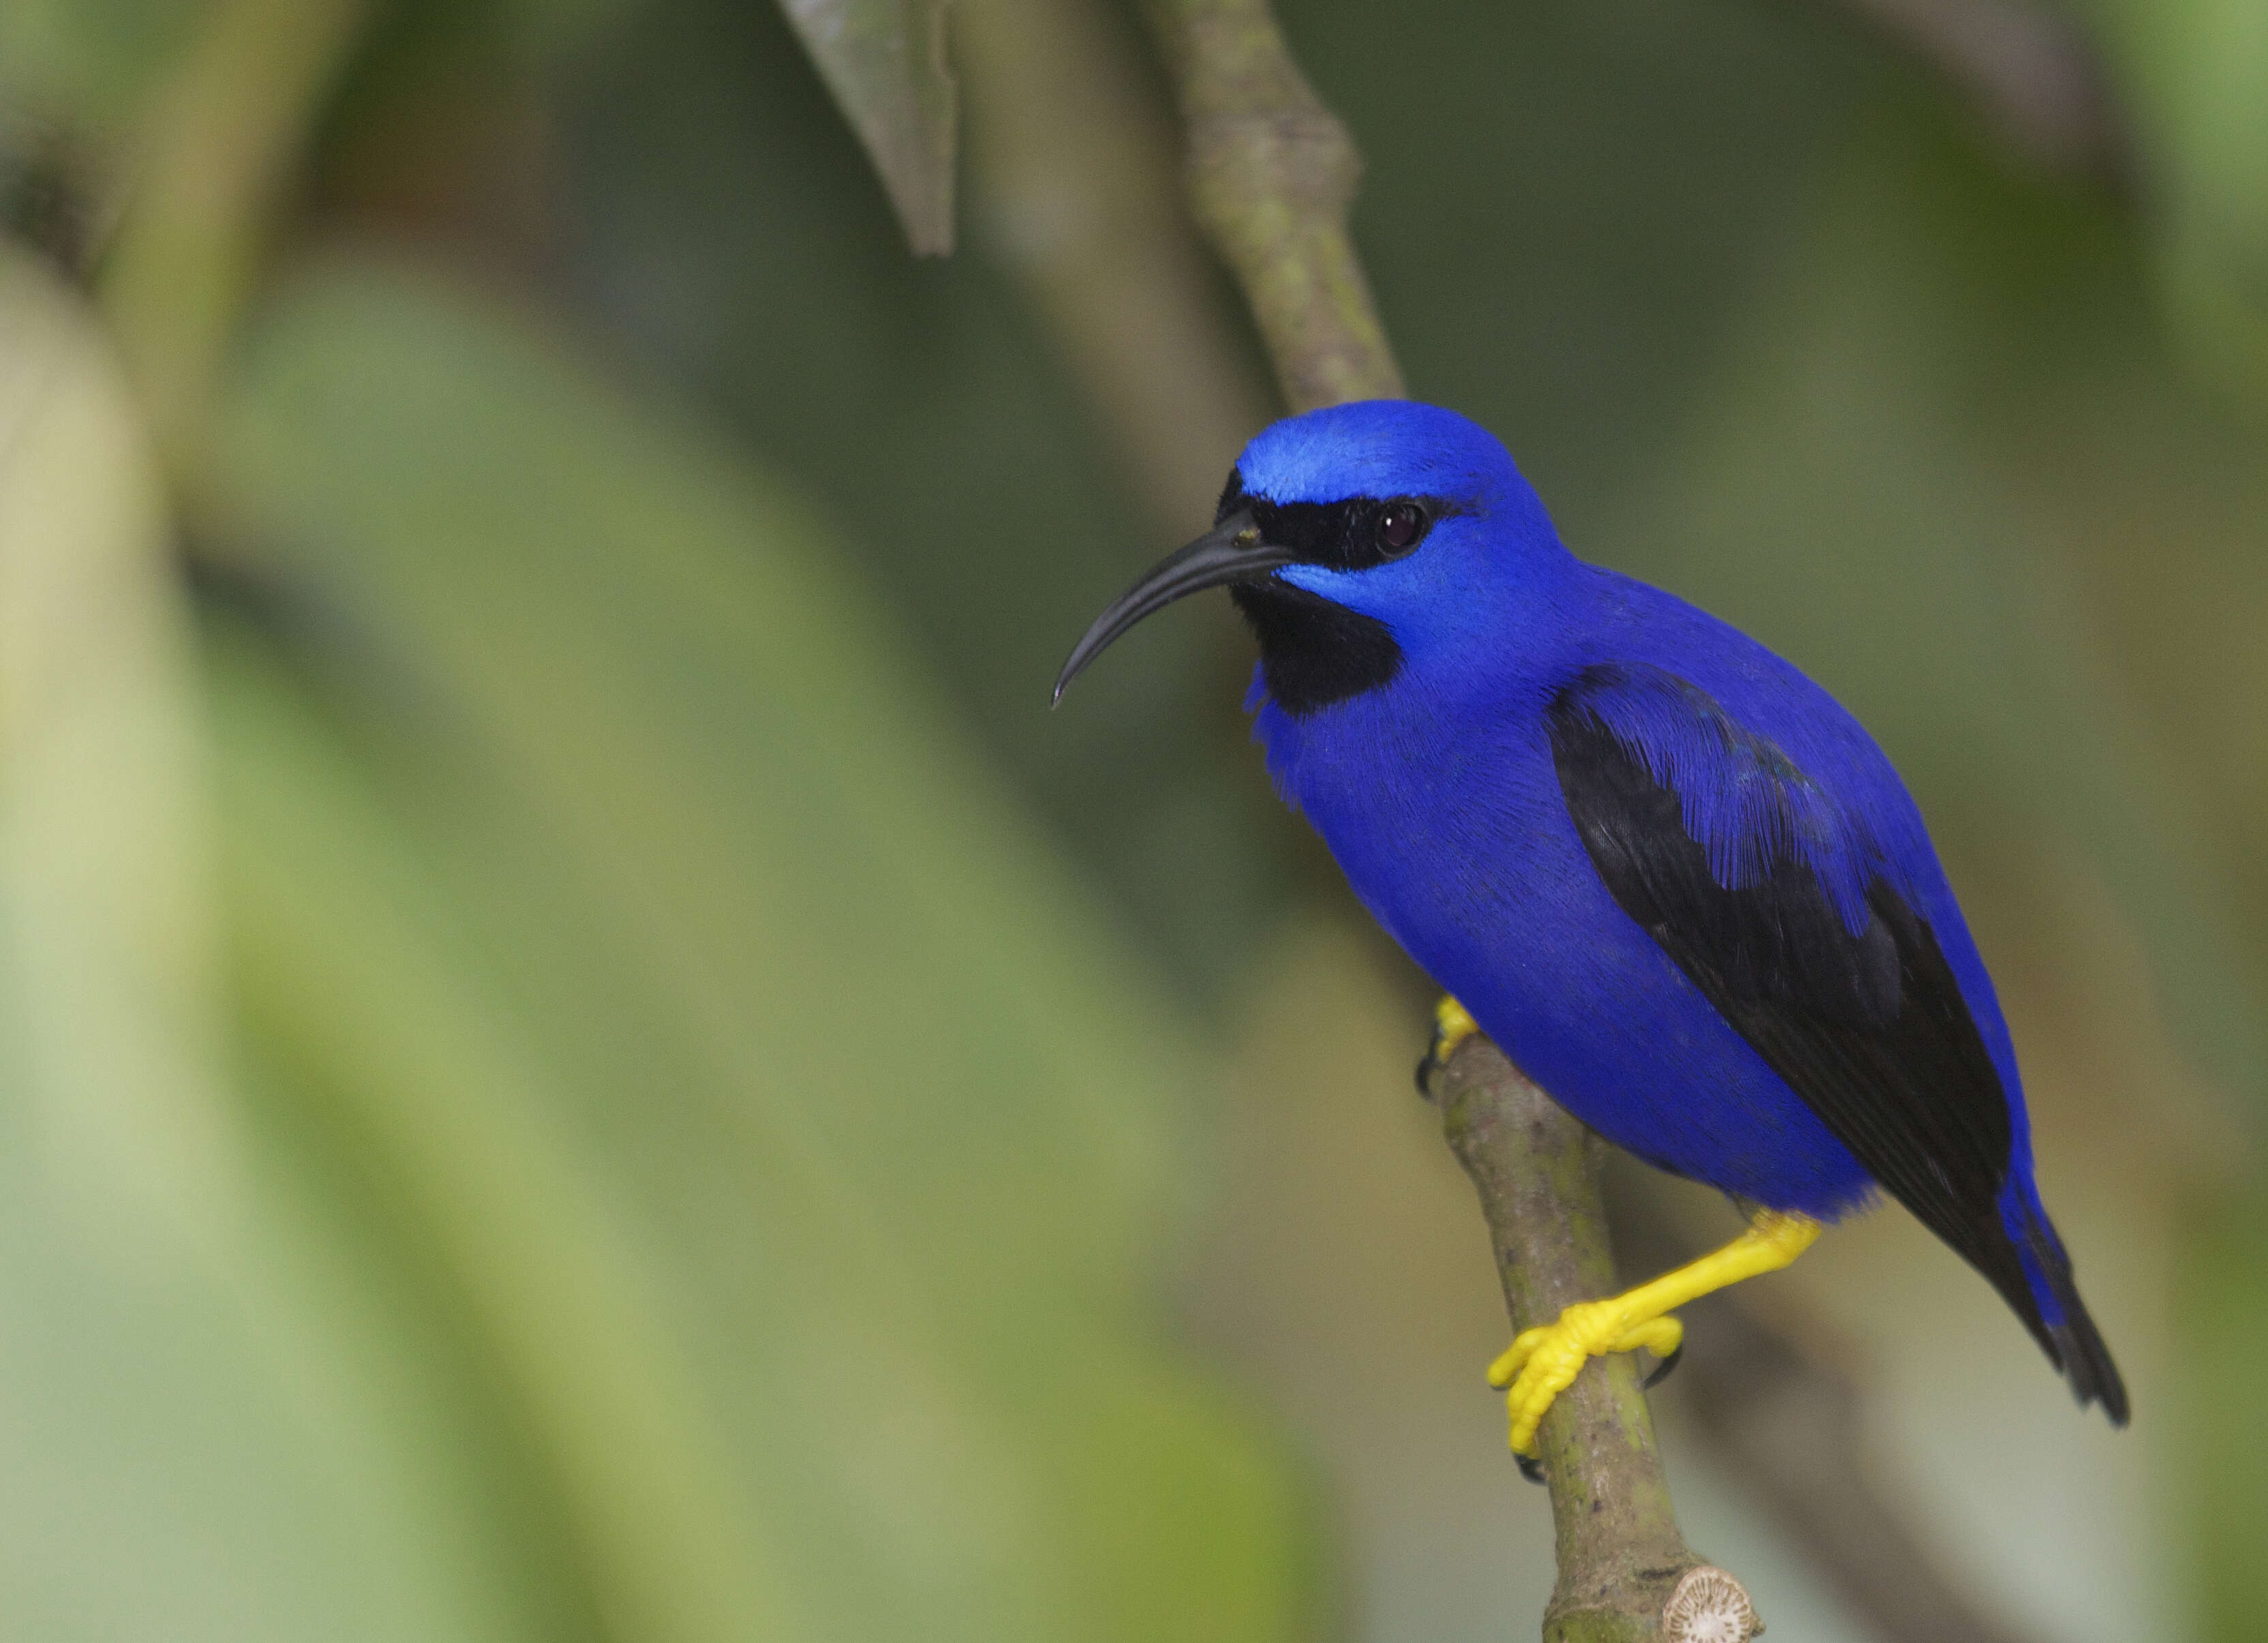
[[2077, 0, 2268, 399], [211, 253, 1307, 1643], [0, 0, 209, 129], [97, 0, 369, 486], [774, 0, 956, 254], [0, 229, 226, 1263], [2177, 1186, 2268, 1643], [0, 247, 539, 1643], [211, 634, 804, 1643]]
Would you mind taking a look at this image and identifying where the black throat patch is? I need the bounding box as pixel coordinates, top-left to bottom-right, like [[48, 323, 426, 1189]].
[[1219, 471, 1406, 714]]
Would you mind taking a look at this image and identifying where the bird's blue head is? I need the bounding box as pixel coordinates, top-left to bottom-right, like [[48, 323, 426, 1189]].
[[1055, 400, 1571, 714]]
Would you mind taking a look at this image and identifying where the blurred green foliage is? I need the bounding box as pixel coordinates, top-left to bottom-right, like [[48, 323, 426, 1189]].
[[215, 258, 1306, 1643], [3, 0, 2268, 1639], [0, 0, 204, 123]]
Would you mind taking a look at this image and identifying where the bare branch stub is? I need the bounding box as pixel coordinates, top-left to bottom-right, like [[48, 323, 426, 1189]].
[[1606, 1164, 2037, 1643], [1138, 0, 1402, 412]]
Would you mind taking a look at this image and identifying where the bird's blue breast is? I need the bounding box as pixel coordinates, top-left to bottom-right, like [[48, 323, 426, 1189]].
[[1250, 567, 2023, 1220]]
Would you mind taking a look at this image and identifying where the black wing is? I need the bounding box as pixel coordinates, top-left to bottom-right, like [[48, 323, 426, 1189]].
[[1545, 671, 2096, 1381]]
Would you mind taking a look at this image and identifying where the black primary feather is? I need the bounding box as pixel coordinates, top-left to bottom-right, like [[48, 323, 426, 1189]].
[[1547, 673, 2127, 1421]]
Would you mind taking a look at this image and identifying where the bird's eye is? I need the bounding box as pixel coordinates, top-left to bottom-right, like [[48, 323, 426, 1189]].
[[1377, 500, 1430, 556]]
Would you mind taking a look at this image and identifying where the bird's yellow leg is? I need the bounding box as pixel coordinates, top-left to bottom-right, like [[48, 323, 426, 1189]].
[[1488, 1211, 1821, 1456]]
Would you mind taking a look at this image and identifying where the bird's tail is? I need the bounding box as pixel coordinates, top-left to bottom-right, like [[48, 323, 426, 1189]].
[[1993, 1180, 2130, 1426]]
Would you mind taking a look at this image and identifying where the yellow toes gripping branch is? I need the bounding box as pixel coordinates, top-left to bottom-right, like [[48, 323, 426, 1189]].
[[1416, 995, 1483, 1094], [1432, 994, 1480, 1063], [1422, 996, 1823, 1459], [1490, 1210, 1821, 1457]]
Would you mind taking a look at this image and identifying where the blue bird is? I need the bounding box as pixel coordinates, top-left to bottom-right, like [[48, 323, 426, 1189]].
[[1056, 399, 2126, 1458]]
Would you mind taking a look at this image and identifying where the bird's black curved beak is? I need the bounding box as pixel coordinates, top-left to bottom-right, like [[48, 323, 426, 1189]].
[[1053, 509, 1291, 704]]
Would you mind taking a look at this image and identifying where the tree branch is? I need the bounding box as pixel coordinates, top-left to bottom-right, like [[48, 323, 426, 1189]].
[[1134, 6, 1758, 1634]]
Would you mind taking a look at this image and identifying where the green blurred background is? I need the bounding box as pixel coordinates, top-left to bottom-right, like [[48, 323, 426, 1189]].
[[1, 0, 2264, 1639]]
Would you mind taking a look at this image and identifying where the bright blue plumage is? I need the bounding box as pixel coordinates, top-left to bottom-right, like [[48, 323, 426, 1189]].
[[1057, 397, 2124, 1423]]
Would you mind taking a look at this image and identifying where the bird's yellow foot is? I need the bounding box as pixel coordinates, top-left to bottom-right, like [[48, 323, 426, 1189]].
[[1483, 1210, 1819, 1463], [1415, 995, 1482, 1094], [1488, 1305, 1684, 1457]]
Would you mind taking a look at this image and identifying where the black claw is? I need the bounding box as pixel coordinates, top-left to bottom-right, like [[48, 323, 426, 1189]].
[[1515, 1451, 1546, 1486], [1416, 1021, 1457, 1097], [1642, 1343, 1684, 1391]]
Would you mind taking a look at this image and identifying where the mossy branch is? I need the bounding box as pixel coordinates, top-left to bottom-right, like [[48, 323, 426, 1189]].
[[1136, 0, 1401, 413], [1133, 4, 1758, 1635]]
